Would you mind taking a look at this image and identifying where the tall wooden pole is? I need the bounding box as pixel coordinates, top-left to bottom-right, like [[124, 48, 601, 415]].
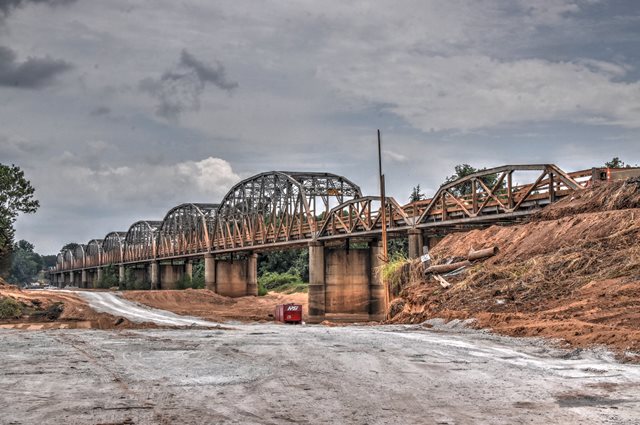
[[378, 129, 390, 317], [378, 129, 388, 262]]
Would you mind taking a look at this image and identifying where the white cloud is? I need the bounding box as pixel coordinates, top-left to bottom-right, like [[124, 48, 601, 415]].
[[44, 155, 241, 208], [12, 155, 241, 252], [383, 150, 408, 163]]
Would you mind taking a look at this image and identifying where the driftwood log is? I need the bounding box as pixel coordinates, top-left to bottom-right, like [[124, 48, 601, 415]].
[[467, 246, 499, 261], [425, 246, 499, 275], [424, 260, 471, 274]]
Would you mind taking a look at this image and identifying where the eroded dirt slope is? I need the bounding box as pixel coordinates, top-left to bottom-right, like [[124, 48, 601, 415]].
[[0, 283, 154, 329], [391, 180, 640, 357], [122, 289, 308, 322]]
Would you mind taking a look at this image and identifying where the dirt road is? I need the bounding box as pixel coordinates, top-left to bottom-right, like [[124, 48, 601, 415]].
[[74, 290, 222, 327], [1, 319, 639, 424]]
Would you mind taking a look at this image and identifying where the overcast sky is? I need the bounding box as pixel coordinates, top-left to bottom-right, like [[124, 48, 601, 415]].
[[1, 0, 639, 254]]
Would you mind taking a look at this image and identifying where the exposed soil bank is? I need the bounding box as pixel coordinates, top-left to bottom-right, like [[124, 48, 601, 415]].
[[390, 180, 640, 359]]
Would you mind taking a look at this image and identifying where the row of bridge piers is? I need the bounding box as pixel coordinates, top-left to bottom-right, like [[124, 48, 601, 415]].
[[51, 231, 430, 323]]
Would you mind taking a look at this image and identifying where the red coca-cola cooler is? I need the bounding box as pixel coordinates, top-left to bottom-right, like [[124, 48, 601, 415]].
[[275, 304, 303, 324]]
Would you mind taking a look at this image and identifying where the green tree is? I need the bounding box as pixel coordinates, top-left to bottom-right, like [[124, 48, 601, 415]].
[[409, 185, 425, 202], [604, 157, 631, 168], [444, 164, 501, 197], [0, 164, 39, 276], [258, 248, 308, 282], [98, 264, 119, 289], [8, 240, 43, 285], [192, 260, 205, 288], [40, 255, 58, 269]]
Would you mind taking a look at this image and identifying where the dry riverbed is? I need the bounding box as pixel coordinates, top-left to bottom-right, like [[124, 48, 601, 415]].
[[1, 320, 639, 425]]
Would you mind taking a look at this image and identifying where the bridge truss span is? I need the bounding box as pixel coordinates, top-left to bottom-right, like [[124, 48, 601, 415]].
[[317, 196, 412, 240], [124, 221, 162, 263], [411, 164, 585, 226], [50, 163, 625, 275], [157, 203, 217, 258], [211, 172, 362, 250]]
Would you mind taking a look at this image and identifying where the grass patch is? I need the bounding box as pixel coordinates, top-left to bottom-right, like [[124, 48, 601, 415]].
[[377, 253, 414, 294], [258, 271, 308, 295], [0, 297, 23, 319]]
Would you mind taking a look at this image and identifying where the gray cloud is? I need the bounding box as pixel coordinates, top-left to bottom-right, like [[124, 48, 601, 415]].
[[0, 0, 75, 18], [89, 105, 111, 116], [0, 45, 72, 89], [2, 1, 640, 254], [139, 49, 238, 120]]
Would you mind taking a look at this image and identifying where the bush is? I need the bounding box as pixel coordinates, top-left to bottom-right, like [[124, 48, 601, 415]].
[[131, 278, 150, 290], [377, 252, 411, 295], [258, 271, 308, 294], [98, 265, 119, 289], [191, 277, 205, 289], [0, 297, 23, 319], [192, 261, 205, 288], [31, 302, 63, 321], [175, 275, 192, 290]]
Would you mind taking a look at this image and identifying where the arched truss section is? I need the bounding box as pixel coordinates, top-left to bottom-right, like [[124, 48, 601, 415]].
[[212, 172, 362, 250], [317, 196, 412, 239], [63, 248, 74, 270], [85, 239, 103, 268], [103, 232, 126, 265], [72, 245, 86, 269], [56, 253, 64, 272], [157, 203, 217, 258], [124, 220, 162, 262], [414, 164, 584, 224]]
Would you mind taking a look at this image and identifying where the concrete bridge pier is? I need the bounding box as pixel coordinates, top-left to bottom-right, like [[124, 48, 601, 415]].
[[81, 270, 88, 288], [129, 266, 146, 287], [150, 261, 159, 290], [213, 254, 258, 297], [185, 259, 193, 282], [159, 262, 184, 290], [119, 265, 125, 286], [408, 229, 424, 259], [308, 241, 325, 323], [204, 254, 216, 291], [97, 267, 104, 287], [68, 271, 74, 287], [85, 269, 95, 288], [247, 253, 258, 296], [308, 240, 386, 324]]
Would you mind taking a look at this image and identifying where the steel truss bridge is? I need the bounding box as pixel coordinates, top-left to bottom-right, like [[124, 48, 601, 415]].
[[52, 164, 605, 273]]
